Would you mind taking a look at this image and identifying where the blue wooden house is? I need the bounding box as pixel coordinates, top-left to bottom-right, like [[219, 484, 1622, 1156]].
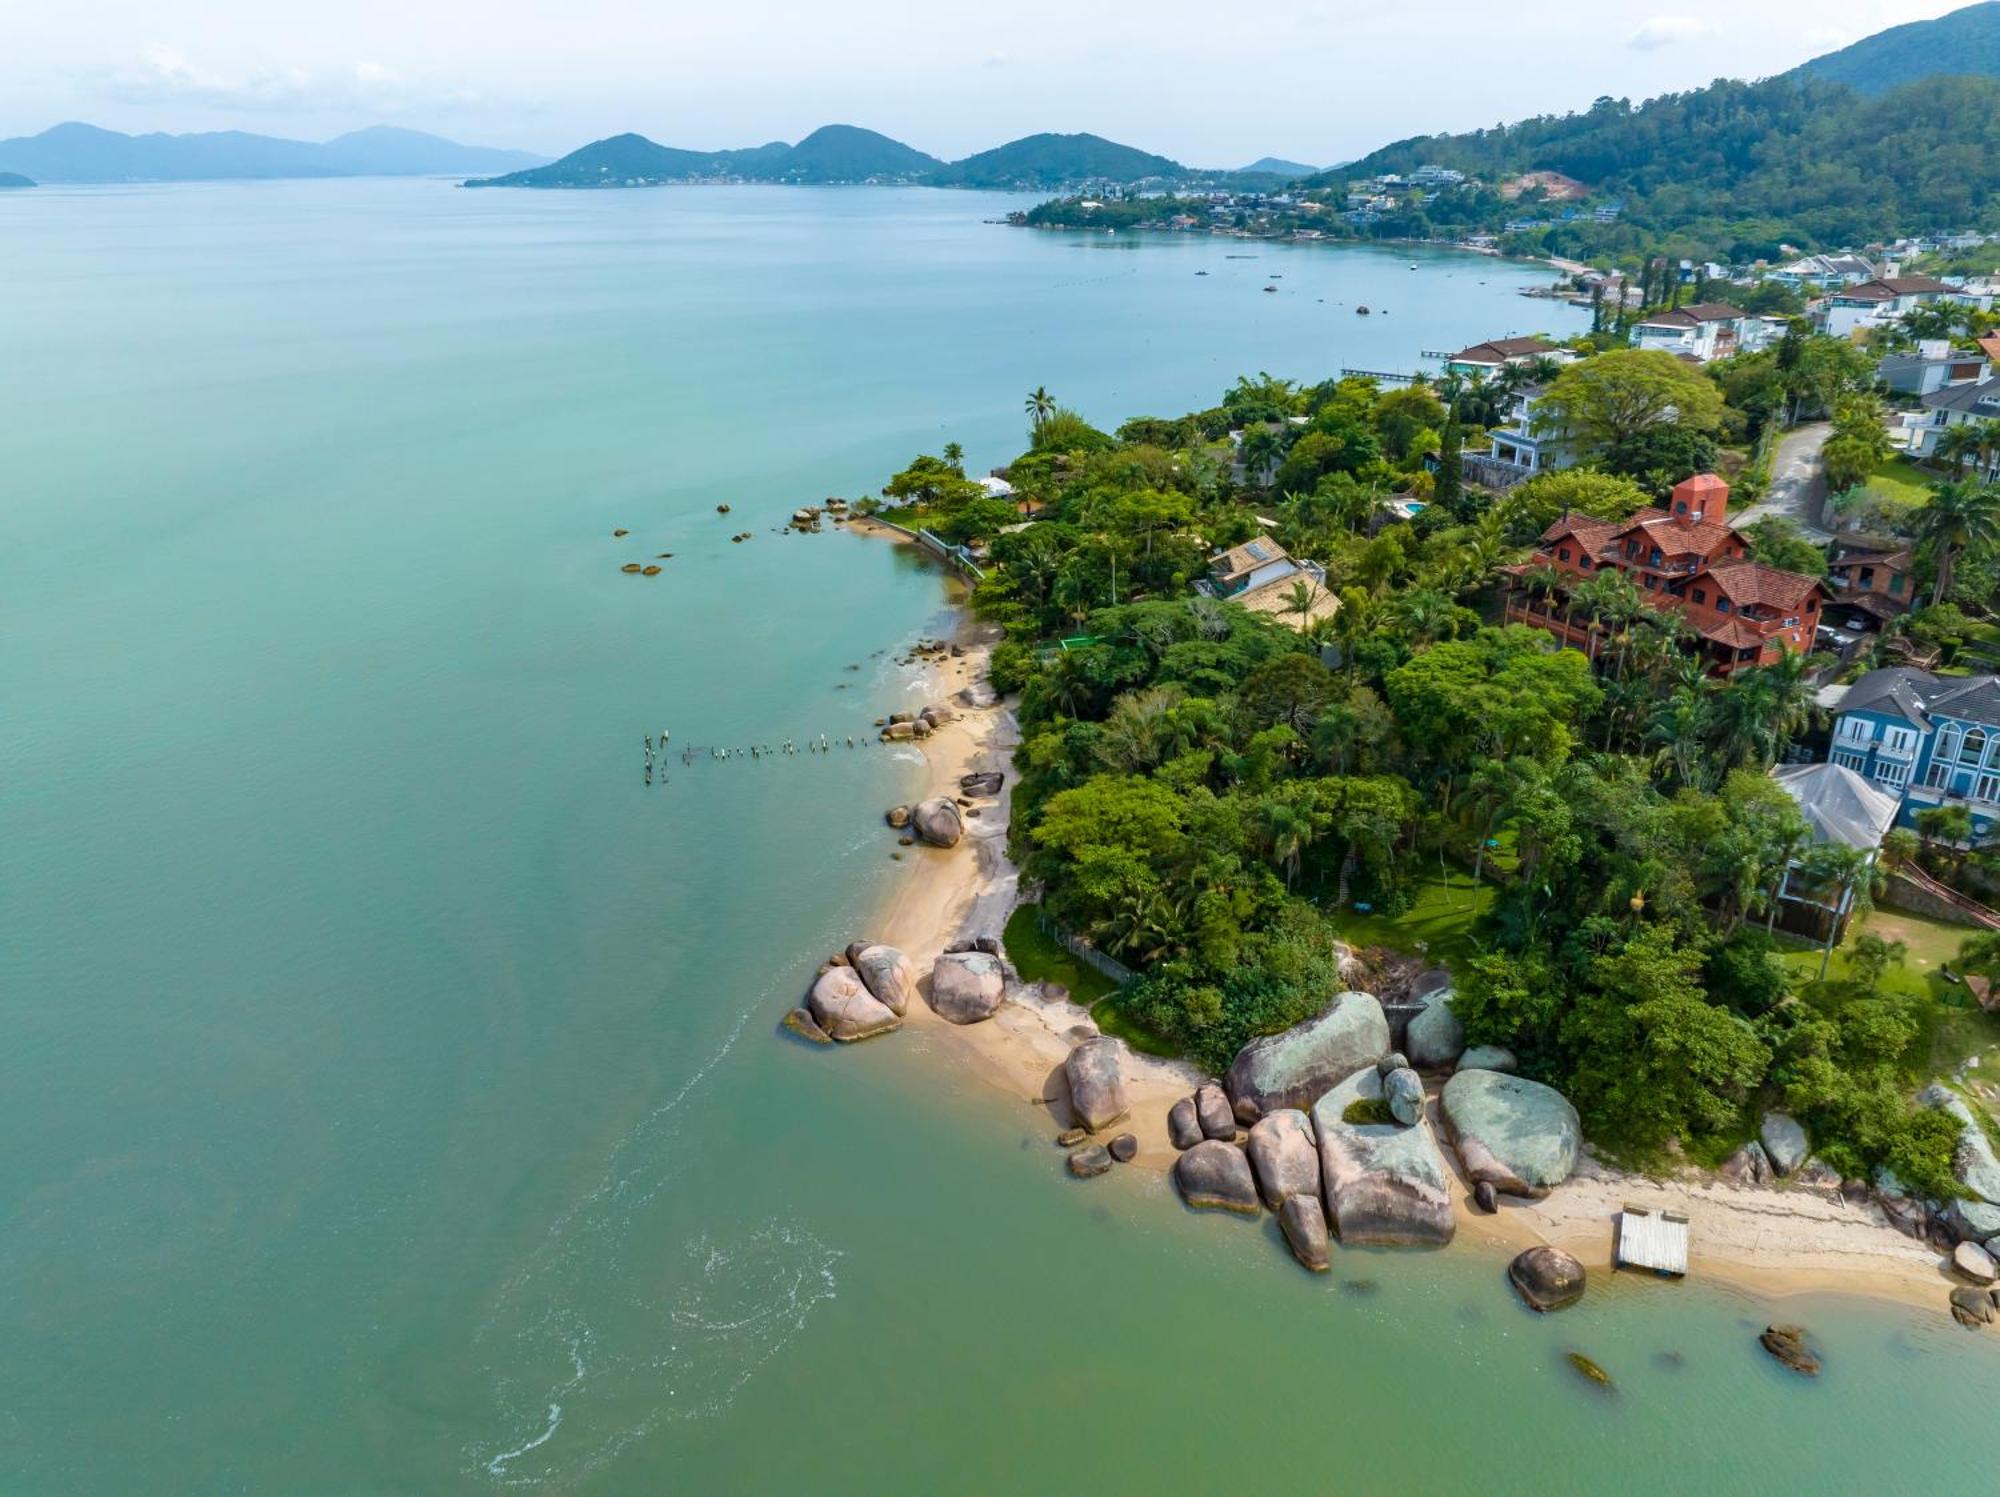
[[1827, 667, 2000, 838]]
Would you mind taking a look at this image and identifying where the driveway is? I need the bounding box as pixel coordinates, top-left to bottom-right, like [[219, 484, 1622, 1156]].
[[1732, 421, 1832, 540]]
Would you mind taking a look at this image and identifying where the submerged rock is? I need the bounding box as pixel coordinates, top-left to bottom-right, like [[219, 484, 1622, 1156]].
[[1311, 1066, 1455, 1246], [1167, 1097, 1203, 1150], [782, 1007, 831, 1045], [885, 805, 911, 828], [1758, 1324, 1820, 1376], [911, 797, 964, 848], [806, 966, 901, 1042], [1246, 1109, 1319, 1210], [846, 942, 915, 1017], [1173, 1140, 1260, 1214], [1760, 1112, 1809, 1177], [1405, 987, 1465, 1069], [1950, 1287, 1995, 1327], [1279, 1194, 1332, 1272], [1224, 991, 1391, 1119], [1565, 1352, 1613, 1388], [1065, 1036, 1130, 1133], [1056, 1127, 1089, 1148], [1195, 1083, 1237, 1141], [1438, 1069, 1581, 1200], [928, 949, 1006, 1024], [1508, 1247, 1586, 1312]]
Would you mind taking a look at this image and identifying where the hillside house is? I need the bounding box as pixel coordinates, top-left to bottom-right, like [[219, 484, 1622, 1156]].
[[1196, 537, 1338, 630], [1631, 303, 1776, 362], [1824, 539, 1916, 633], [1502, 474, 1826, 676], [1443, 336, 1574, 377], [1877, 339, 1990, 397]]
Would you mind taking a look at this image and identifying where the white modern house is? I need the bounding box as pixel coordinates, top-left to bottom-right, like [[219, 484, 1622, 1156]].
[[1877, 340, 1990, 397], [1630, 303, 1777, 362], [1820, 276, 1958, 338], [1904, 376, 2000, 473]]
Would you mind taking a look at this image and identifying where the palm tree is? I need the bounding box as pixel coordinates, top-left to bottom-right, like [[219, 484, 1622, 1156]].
[[1916, 479, 2000, 603], [1710, 670, 1781, 769], [1644, 686, 1714, 790], [1937, 422, 1984, 479], [942, 441, 965, 473], [1257, 798, 1316, 888], [1025, 386, 1056, 433], [1283, 577, 1322, 633]]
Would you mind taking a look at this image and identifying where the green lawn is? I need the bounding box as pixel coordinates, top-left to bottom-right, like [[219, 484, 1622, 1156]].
[[1865, 455, 1935, 507], [1774, 905, 2000, 1075], [1323, 863, 1496, 979]]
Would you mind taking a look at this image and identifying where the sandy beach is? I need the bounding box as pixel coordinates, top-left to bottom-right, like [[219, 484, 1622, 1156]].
[[848, 523, 1957, 1313]]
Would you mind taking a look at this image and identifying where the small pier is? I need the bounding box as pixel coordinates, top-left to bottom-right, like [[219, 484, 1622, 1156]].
[[1615, 1206, 1689, 1277]]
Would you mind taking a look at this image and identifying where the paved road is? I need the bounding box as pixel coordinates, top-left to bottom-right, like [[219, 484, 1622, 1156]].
[[1731, 421, 1832, 540]]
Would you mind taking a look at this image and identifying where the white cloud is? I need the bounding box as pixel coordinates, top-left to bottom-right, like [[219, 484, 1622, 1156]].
[[104, 44, 484, 117], [1627, 15, 1718, 50]]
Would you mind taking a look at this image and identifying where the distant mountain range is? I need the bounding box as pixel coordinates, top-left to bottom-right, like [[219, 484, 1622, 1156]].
[[0, 123, 546, 184], [1238, 157, 1321, 179], [464, 125, 1198, 190], [1791, 1, 2000, 95]]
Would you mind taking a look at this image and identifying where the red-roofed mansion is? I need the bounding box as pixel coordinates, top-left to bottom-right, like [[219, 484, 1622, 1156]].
[[1502, 474, 1827, 676]]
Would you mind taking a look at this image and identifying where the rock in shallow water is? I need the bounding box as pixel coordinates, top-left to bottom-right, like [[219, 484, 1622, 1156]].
[[782, 1007, 831, 1044], [1950, 1287, 1994, 1327], [1225, 991, 1391, 1119], [1438, 1069, 1580, 1199], [1508, 1247, 1586, 1312], [928, 950, 1007, 1024], [1065, 1036, 1130, 1133], [1108, 1133, 1138, 1163], [1759, 1324, 1819, 1376], [1279, 1194, 1331, 1271], [1246, 1109, 1319, 1210], [1173, 1139, 1260, 1214], [1472, 1180, 1498, 1214], [1067, 1145, 1113, 1178], [806, 966, 901, 1042]]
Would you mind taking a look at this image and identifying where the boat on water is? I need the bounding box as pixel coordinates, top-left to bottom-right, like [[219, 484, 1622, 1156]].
[[1355, 305, 1371, 315], [1195, 270, 1208, 276], [1263, 285, 1277, 293]]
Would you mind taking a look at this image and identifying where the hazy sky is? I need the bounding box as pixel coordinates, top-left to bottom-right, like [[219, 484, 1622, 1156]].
[[0, 0, 1974, 162]]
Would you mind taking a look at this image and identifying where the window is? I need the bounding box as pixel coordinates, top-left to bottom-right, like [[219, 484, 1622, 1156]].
[[1785, 616, 1799, 628], [1644, 576, 1658, 590], [1837, 717, 1874, 744], [1882, 726, 1919, 756], [1558, 547, 1571, 562], [1940, 725, 1963, 762], [1649, 549, 1663, 566], [1925, 762, 1950, 789], [1833, 749, 1867, 772], [1859, 567, 1875, 587], [1891, 574, 1905, 595], [1693, 588, 1707, 604], [1876, 759, 1912, 788], [1965, 727, 1988, 764], [1717, 598, 1731, 613], [1979, 775, 2000, 805]]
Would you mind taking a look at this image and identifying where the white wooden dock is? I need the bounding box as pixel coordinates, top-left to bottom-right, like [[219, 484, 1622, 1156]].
[[1615, 1205, 1689, 1277]]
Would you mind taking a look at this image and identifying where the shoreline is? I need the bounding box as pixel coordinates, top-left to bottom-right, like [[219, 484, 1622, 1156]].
[[842, 512, 1956, 1319]]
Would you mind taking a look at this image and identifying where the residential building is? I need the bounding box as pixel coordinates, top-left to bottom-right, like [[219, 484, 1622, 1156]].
[[1769, 762, 1902, 941], [1196, 537, 1338, 630], [1826, 668, 2000, 836], [1409, 164, 1466, 187], [1502, 473, 1826, 675], [1630, 302, 1776, 362], [1824, 538, 1916, 631], [1767, 254, 1876, 290], [1442, 335, 1573, 376], [1904, 376, 2000, 474], [1820, 275, 1958, 338], [1876, 339, 1990, 397]]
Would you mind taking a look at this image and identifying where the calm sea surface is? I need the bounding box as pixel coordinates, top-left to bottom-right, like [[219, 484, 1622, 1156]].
[[0, 178, 1987, 1494]]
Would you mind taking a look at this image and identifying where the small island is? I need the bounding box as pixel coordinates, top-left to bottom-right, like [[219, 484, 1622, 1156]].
[[0, 172, 35, 189]]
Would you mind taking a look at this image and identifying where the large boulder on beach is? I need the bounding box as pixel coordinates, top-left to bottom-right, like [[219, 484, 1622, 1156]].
[[1720, 1141, 1773, 1187], [1224, 991, 1390, 1120], [1953, 1240, 1999, 1285], [927, 950, 1007, 1024], [1508, 1246, 1586, 1312], [806, 966, 901, 1042], [1246, 1109, 1320, 1209], [911, 797, 964, 848], [1947, 1196, 2000, 1244], [1405, 986, 1465, 1069], [846, 942, 915, 1017], [1279, 1194, 1331, 1271], [1382, 1067, 1425, 1126], [1310, 1067, 1455, 1246], [1065, 1036, 1130, 1133], [1167, 1097, 1203, 1150], [1438, 1069, 1580, 1200], [1760, 1112, 1809, 1178], [1195, 1083, 1237, 1140], [1173, 1139, 1260, 1214]]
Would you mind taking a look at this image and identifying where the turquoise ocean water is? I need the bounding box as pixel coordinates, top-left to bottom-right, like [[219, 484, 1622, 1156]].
[[0, 178, 1988, 1493]]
